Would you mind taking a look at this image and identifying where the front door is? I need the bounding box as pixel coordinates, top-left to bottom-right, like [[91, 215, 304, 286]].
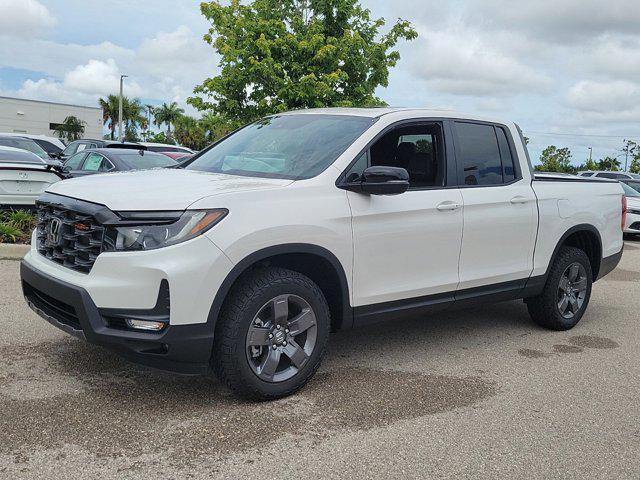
[[345, 121, 464, 320]]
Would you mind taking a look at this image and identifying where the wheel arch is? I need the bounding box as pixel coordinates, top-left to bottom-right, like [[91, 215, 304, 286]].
[[546, 224, 603, 281], [207, 244, 352, 334]]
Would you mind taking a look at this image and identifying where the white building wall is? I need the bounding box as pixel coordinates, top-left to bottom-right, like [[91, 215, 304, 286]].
[[0, 96, 103, 140]]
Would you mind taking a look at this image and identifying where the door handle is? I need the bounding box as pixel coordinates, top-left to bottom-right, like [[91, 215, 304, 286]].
[[510, 196, 529, 205], [436, 201, 462, 211]]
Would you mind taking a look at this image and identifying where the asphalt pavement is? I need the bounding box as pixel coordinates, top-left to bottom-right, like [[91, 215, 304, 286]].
[[1, 242, 639, 479]]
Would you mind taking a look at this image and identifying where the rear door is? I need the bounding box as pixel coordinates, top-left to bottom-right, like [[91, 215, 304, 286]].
[[453, 121, 538, 293]]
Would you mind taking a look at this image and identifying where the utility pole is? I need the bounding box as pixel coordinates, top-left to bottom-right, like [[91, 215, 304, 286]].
[[588, 147, 593, 163], [118, 74, 127, 142]]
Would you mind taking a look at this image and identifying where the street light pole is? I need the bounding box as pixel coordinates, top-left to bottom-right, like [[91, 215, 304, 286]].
[[118, 74, 128, 143], [588, 147, 593, 162]]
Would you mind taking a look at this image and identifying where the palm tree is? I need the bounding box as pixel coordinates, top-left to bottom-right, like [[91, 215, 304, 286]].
[[54, 116, 86, 141], [98, 95, 120, 140], [153, 102, 184, 137]]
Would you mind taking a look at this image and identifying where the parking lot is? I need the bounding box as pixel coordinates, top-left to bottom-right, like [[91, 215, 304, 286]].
[[0, 243, 639, 479]]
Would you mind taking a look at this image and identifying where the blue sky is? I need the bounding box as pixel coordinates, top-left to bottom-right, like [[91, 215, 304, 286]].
[[1, 0, 639, 166]]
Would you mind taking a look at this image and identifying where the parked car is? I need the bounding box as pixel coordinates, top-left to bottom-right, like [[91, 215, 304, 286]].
[[157, 151, 192, 161], [21, 108, 624, 400], [578, 170, 640, 180], [58, 139, 146, 160], [139, 142, 194, 154], [620, 182, 640, 235], [0, 133, 66, 155], [0, 146, 65, 208], [0, 135, 53, 161], [621, 179, 640, 193], [62, 148, 177, 177]]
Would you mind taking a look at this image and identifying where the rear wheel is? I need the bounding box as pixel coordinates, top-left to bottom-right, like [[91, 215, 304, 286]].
[[527, 247, 593, 331], [212, 267, 330, 400]]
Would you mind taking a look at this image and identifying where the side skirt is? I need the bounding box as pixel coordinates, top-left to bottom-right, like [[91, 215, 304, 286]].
[[352, 276, 546, 328]]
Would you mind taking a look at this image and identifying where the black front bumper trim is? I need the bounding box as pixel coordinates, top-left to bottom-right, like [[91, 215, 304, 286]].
[[20, 261, 214, 375]]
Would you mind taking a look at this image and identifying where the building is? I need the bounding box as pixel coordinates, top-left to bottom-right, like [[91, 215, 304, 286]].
[[0, 96, 103, 140]]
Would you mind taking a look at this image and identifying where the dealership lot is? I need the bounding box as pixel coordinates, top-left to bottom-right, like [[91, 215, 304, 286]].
[[1, 243, 639, 479]]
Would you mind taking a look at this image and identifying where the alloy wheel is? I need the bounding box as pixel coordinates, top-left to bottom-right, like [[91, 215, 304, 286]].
[[557, 262, 588, 319], [245, 294, 318, 382]]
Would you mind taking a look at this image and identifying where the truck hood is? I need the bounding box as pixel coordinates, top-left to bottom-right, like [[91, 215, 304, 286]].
[[46, 169, 293, 211]]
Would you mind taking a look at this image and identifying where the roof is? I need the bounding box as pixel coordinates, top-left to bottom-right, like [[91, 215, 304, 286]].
[[278, 107, 512, 124], [0, 145, 46, 164], [0, 95, 101, 110]]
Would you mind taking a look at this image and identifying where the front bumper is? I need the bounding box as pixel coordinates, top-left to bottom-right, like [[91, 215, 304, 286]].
[[21, 261, 215, 374], [624, 212, 640, 234]]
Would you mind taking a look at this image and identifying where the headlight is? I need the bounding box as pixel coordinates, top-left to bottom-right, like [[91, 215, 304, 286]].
[[106, 209, 228, 251]]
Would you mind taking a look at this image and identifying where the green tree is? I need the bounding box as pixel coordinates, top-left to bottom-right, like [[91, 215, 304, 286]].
[[174, 115, 208, 150], [578, 158, 599, 171], [621, 140, 637, 171], [199, 112, 235, 142], [99, 94, 120, 140], [597, 156, 621, 171], [153, 102, 185, 137], [534, 145, 574, 173], [148, 131, 175, 145], [54, 116, 86, 142], [189, 0, 418, 124], [99, 95, 146, 140], [629, 154, 640, 174]]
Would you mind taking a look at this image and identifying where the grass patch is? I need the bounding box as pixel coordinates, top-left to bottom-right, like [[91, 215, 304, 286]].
[[0, 209, 36, 244]]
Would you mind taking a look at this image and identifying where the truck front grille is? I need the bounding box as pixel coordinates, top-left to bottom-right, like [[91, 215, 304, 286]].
[[36, 202, 105, 274]]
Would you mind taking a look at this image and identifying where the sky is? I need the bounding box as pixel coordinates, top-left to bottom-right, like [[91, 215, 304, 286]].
[[0, 0, 638, 166]]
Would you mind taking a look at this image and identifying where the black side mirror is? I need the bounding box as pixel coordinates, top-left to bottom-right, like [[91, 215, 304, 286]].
[[342, 166, 410, 195]]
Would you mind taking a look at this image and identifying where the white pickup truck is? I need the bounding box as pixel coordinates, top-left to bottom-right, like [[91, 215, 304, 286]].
[[21, 108, 624, 400]]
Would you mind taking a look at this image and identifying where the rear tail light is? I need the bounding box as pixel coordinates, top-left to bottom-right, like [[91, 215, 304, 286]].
[[622, 195, 627, 231]]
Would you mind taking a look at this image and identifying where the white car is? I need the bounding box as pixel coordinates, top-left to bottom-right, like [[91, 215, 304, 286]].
[[578, 170, 640, 180], [139, 142, 194, 154], [0, 146, 65, 207], [0, 132, 66, 155], [21, 108, 624, 400], [621, 182, 640, 235]]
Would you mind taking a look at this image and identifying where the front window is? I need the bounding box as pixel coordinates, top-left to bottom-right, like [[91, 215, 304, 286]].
[[186, 114, 376, 180], [62, 142, 80, 156]]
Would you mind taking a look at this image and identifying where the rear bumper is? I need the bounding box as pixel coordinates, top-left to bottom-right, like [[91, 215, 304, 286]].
[[21, 261, 214, 374], [597, 247, 623, 281]]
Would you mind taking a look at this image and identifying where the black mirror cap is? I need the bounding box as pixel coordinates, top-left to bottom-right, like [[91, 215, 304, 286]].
[[342, 166, 410, 195]]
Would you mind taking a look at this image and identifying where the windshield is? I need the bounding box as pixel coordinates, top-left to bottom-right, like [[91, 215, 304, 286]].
[[116, 152, 177, 169], [621, 182, 640, 197], [0, 137, 48, 160], [186, 114, 376, 179]]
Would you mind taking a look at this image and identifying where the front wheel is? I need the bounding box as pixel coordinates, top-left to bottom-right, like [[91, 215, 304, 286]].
[[526, 246, 593, 331], [212, 267, 330, 400]]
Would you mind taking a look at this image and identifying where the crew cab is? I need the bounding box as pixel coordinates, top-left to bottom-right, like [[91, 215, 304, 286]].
[[20, 108, 624, 400]]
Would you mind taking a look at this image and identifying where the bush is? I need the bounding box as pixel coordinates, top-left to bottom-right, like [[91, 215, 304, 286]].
[[0, 209, 36, 244]]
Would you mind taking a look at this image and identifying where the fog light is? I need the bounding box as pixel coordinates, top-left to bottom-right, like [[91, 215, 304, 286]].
[[125, 319, 167, 332]]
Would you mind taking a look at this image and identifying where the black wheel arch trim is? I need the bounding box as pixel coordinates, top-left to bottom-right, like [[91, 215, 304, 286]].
[[207, 243, 353, 333], [537, 223, 605, 285]]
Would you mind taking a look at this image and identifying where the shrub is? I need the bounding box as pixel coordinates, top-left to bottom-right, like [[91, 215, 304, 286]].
[[0, 209, 36, 244]]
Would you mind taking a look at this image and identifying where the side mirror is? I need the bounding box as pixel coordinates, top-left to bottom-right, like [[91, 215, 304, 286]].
[[343, 166, 410, 195]]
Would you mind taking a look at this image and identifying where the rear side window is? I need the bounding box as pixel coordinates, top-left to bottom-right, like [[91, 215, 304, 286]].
[[455, 122, 503, 185], [597, 172, 628, 179], [496, 127, 516, 183], [455, 122, 519, 186]]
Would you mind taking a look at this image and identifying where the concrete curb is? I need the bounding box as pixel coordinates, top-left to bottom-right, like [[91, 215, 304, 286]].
[[0, 243, 30, 260]]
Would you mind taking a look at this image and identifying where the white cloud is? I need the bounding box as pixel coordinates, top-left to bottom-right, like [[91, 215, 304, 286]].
[[0, 0, 56, 38], [567, 80, 640, 122], [466, 0, 640, 43], [409, 28, 552, 97], [14, 59, 142, 106]]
